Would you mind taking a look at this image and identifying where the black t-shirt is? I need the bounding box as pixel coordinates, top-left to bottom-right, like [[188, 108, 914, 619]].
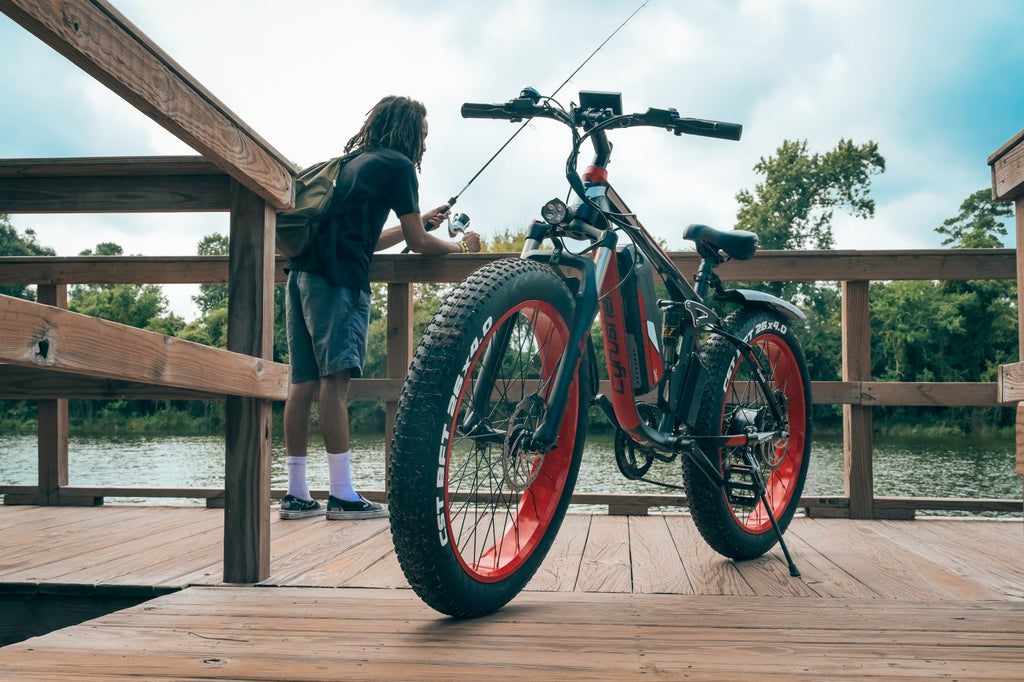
[[288, 148, 420, 290]]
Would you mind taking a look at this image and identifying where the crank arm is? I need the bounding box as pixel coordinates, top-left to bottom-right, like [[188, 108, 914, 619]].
[[695, 431, 787, 449], [725, 430, 787, 447]]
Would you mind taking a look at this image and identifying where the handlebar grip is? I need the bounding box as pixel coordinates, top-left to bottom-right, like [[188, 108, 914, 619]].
[[676, 118, 743, 141], [461, 102, 513, 119]]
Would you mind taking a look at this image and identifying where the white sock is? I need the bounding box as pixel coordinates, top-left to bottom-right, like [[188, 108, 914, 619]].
[[328, 451, 360, 501], [286, 456, 312, 501]]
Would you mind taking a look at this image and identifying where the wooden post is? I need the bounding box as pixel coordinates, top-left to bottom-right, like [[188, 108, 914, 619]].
[[384, 283, 415, 492], [223, 181, 276, 583], [35, 284, 67, 506], [1015, 205, 1024, 506], [842, 280, 874, 519]]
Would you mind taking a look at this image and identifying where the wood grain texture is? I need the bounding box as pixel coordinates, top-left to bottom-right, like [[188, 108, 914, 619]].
[[0, 295, 289, 399], [990, 131, 1024, 200], [4, 587, 1023, 680]]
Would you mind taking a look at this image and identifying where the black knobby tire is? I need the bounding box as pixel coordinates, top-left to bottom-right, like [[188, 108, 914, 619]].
[[389, 258, 589, 618], [683, 307, 812, 560]]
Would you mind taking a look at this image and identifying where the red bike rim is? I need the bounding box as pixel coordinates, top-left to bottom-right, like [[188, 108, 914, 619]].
[[724, 333, 807, 534], [445, 300, 579, 582]]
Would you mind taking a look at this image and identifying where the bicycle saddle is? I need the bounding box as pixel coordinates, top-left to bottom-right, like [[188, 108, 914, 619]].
[[683, 224, 758, 261]]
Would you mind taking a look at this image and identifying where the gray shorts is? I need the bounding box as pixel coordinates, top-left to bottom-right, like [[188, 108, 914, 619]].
[[286, 270, 371, 384]]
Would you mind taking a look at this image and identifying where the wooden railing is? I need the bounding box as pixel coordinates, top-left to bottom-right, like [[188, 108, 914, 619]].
[[2, 249, 1022, 520], [988, 127, 1024, 527]]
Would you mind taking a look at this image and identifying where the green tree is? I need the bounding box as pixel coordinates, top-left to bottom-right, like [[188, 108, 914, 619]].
[[732, 138, 884, 428], [0, 214, 56, 299], [79, 242, 122, 257], [185, 232, 288, 361], [69, 243, 182, 333], [731, 137, 885, 360], [193, 233, 230, 314], [935, 188, 1012, 249], [486, 226, 529, 252], [870, 189, 1016, 434], [735, 138, 886, 250], [183, 233, 232, 351]]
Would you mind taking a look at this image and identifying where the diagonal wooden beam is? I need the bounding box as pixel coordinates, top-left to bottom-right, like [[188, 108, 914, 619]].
[[0, 0, 296, 209]]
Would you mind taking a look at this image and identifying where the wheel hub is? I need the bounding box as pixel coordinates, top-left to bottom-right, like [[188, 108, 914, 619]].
[[502, 395, 546, 492]]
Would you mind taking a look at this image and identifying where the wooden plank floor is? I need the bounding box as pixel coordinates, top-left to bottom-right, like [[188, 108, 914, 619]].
[[1, 506, 1022, 679], [0, 505, 1021, 600], [1, 587, 1022, 680]]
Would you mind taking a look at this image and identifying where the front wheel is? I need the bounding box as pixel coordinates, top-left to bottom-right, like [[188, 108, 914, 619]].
[[389, 258, 589, 618], [683, 307, 812, 560]]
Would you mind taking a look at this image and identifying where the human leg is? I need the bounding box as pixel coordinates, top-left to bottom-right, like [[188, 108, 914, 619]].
[[317, 370, 388, 519], [284, 379, 317, 496], [280, 271, 324, 518], [291, 277, 384, 518], [279, 380, 325, 518], [317, 371, 352, 455]]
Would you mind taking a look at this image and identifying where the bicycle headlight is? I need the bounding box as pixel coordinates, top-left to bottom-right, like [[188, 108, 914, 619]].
[[541, 197, 572, 225]]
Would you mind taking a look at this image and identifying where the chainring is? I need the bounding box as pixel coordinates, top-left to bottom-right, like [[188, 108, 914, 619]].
[[614, 402, 663, 480]]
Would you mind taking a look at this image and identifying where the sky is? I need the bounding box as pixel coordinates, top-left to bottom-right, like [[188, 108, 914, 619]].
[[2, 0, 1023, 320]]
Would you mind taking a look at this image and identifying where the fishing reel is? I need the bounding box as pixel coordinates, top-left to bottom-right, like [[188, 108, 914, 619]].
[[448, 212, 470, 238]]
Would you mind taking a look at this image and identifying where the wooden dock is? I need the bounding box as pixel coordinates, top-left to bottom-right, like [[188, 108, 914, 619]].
[[0, 505, 1022, 679]]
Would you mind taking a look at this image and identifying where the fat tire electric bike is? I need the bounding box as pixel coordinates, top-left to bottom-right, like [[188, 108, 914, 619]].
[[389, 88, 812, 618]]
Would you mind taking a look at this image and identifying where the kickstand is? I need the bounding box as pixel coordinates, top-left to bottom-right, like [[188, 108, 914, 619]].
[[744, 451, 801, 578]]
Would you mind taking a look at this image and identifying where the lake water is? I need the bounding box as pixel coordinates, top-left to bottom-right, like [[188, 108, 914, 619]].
[[2, 431, 1020, 513]]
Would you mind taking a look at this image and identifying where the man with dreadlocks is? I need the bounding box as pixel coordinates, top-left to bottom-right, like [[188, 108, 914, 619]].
[[280, 95, 481, 520]]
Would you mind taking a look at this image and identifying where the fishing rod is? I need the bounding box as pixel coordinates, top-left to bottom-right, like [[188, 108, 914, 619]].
[[424, 0, 651, 239]]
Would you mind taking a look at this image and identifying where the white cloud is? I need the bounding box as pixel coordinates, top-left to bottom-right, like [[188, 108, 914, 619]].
[[2, 0, 1022, 321]]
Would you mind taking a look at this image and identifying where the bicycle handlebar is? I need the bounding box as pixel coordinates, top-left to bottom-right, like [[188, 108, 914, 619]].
[[460, 96, 742, 141], [460, 102, 515, 119], [644, 108, 743, 141]]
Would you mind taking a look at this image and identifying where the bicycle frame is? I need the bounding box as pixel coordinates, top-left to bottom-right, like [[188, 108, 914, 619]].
[[504, 124, 798, 490]]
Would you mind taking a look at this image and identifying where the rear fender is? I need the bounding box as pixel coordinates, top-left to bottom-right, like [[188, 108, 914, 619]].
[[722, 289, 806, 320]]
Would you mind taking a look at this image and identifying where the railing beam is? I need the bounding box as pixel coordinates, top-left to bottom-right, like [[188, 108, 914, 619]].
[[2, 250, 1020, 518]]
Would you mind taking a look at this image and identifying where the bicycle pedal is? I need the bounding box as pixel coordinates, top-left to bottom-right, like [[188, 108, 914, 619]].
[[727, 494, 759, 507], [724, 464, 756, 479], [725, 480, 758, 493]]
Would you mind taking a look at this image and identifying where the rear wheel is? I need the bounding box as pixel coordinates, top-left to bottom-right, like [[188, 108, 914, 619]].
[[389, 259, 589, 617], [683, 308, 811, 560]]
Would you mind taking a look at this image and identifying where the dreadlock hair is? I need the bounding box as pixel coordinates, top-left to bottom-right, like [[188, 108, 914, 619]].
[[344, 96, 428, 170]]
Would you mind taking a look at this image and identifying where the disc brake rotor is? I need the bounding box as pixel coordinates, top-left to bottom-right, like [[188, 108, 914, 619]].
[[502, 394, 546, 492]]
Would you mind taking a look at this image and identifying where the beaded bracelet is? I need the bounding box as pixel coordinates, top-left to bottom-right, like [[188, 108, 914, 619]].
[[459, 240, 470, 253]]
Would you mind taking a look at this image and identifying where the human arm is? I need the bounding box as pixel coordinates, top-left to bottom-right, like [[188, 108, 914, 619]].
[[398, 213, 465, 254], [378, 209, 481, 255], [374, 204, 451, 252]]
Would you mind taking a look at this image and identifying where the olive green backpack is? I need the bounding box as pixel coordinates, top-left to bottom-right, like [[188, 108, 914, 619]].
[[275, 153, 355, 258]]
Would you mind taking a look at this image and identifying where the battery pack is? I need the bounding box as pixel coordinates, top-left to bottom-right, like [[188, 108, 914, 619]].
[[616, 245, 663, 395]]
